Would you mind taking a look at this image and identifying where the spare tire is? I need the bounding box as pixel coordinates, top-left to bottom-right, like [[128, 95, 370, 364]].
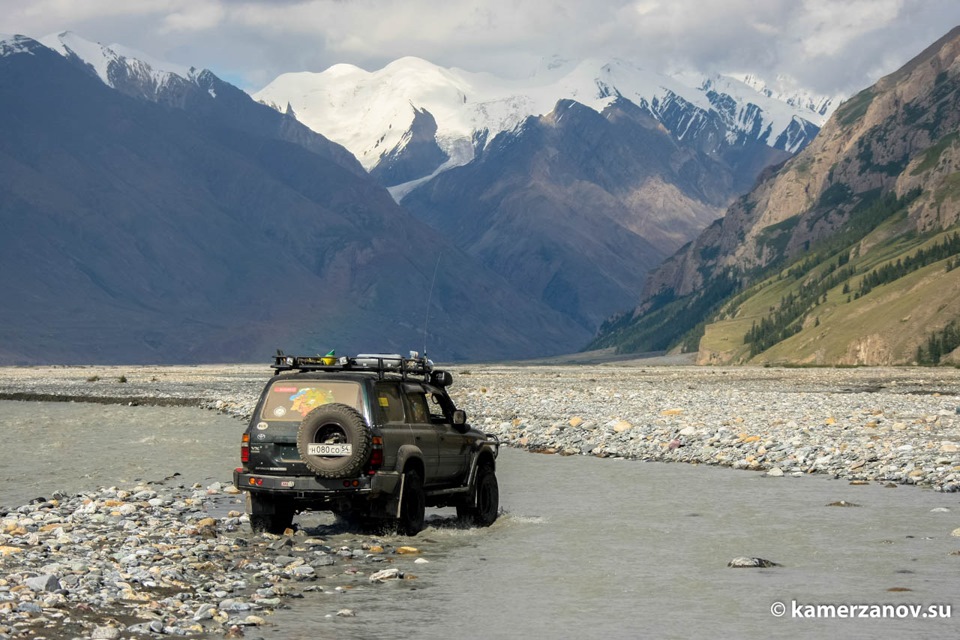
[[296, 403, 371, 478]]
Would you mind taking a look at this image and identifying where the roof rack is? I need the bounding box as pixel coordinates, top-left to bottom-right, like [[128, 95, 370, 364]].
[[272, 350, 433, 380]]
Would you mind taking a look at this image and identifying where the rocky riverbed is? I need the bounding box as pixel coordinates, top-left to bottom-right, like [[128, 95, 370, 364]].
[[457, 365, 960, 492], [1, 363, 959, 489], [1, 482, 434, 640], [1, 362, 960, 638]]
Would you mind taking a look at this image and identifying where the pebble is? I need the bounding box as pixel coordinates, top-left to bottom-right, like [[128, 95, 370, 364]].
[[91, 626, 121, 640]]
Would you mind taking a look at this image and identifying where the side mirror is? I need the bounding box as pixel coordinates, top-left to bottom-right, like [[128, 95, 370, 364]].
[[453, 409, 467, 426]]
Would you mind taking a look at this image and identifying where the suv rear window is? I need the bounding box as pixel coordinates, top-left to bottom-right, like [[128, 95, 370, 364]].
[[261, 381, 363, 421]]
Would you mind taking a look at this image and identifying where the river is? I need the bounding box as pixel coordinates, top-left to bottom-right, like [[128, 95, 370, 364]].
[[1, 400, 957, 638]]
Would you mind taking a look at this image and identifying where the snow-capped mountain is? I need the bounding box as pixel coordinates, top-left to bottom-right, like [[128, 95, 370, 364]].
[[254, 56, 836, 190], [0, 33, 37, 57], [35, 31, 366, 177], [733, 73, 839, 118], [0, 32, 591, 363], [38, 30, 204, 102]]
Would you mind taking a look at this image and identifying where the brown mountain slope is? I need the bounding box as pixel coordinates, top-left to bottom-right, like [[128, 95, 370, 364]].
[[593, 26, 960, 364], [648, 25, 960, 299]]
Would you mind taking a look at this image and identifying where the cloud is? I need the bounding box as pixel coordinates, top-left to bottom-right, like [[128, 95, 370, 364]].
[[0, 0, 958, 96], [160, 2, 226, 33]]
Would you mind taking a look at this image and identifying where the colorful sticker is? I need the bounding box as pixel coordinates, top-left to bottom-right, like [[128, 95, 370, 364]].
[[273, 386, 298, 393], [289, 388, 334, 416], [379, 397, 390, 407]]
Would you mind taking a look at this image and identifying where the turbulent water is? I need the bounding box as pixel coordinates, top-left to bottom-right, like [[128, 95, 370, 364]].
[[2, 401, 958, 638]]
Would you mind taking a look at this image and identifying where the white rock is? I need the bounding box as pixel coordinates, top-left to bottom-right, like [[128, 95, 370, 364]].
[[369, 568, 402, 583]]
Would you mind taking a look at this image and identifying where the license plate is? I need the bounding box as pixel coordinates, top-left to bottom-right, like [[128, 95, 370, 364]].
[[307, 443, 352, 457]]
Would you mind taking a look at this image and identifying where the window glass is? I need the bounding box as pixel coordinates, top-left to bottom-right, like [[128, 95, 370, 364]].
[[428, 392, 449, 421], [406, 392, 429, 423], [376, 383, 406, 423], [260, 381, 362, 421]]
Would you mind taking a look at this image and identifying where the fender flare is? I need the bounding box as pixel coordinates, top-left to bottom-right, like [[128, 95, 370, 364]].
[[395, 444, 425, 479]]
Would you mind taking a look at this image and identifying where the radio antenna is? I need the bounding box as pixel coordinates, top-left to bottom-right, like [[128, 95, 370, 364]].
[[423, 253, 442, 359]]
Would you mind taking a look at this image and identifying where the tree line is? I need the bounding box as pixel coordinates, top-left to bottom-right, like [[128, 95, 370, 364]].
[[744, 258, 856, 356], [745, 231, 960, 357], [856, 232, 960, 298], [916, 320, 960, 365]]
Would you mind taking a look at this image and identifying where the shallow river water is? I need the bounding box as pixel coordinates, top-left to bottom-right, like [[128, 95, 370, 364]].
[[2, 401, 958, 639]]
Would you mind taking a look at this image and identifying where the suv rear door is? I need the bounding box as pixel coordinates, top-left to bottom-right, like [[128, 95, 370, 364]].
[[376, 381, 436, 479], [248, 378, 365, 475], [401, 384, 441, 483]]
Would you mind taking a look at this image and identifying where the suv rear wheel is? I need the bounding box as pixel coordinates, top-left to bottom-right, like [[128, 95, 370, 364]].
[[248, 494, 295, 535]]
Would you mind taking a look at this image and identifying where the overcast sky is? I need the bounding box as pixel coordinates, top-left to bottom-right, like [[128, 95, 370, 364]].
[[2, 0, 959, 97]]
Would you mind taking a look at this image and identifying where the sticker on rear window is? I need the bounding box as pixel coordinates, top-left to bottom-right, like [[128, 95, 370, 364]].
[[290, 388, 334, 416], [379, 397, 390, 407], [273, 386, 298, 393]]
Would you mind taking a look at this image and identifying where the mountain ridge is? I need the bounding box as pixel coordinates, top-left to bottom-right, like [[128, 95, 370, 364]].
[[591, 25, 960, 365], [254, 55, 836, 190], [0, 33, 590, 364]]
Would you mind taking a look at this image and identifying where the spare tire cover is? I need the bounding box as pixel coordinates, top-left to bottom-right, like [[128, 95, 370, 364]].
[[296, 403, 371, 478]]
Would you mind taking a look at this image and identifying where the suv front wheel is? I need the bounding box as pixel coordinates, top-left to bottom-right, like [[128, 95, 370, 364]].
[[457, 462, 499, 527], [397, 470, 425, 536]]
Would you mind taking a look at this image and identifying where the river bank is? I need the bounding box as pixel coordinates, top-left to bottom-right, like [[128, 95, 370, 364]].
[[1, 478, 442, 640], [1, 363, 958, 490]]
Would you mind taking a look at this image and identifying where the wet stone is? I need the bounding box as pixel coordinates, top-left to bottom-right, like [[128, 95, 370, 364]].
[[728, 557, 781, 568]]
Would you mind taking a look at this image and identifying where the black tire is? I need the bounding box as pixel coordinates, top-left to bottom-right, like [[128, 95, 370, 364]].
[[296, 403, 371, 478], [248, 494, 295, 535], [457, 463, 499, 527], [397, 470, 425, 536]]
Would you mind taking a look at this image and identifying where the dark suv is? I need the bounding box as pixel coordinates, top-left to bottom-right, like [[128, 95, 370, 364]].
[[233, 352, 500, 535]]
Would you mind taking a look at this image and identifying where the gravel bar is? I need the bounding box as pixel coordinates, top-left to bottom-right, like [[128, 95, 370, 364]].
[[1, 363, 958, 490]]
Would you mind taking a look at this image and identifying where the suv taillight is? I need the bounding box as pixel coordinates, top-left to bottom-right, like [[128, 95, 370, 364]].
[[368, 436, 383, 474], [241, 433, 250, 463]]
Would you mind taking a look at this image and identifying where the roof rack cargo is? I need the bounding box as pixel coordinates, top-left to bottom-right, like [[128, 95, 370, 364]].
[[272, 350, 434, 380]]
